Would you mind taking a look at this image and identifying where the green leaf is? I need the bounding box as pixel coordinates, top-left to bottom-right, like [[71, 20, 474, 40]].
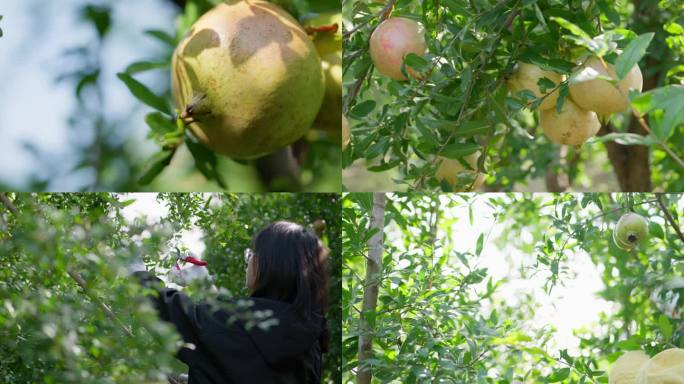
[[664, 22, 684, 35], [615, 33, 654, 80], [533, 4, 547, 27], [547, 367, 571, 382], [81, 5, 111, 39], [475, 233, 484, 256], [658, 314, 673, 340], [117, 73, 171, 114], [75, 70, 100, 99], [145, 112, 180, 145], [537, 77, 557, 93], [145, 29, 176, 47], [404, 53, 429, 72], [125, 61, 169, 75], [648, 222, 664, 239], [185, 139, 227, 189], [453, 121, 491, 137], [598, 1, 620, 25], [440, 143, 480, 159], [349, 100, 376, 119], [551, 17, 592, 42], [632, 85, 684, 140], [555, 84, 569, 114], [138, 150, 175, 185]]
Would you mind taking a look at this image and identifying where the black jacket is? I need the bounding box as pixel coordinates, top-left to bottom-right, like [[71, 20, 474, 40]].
[[133, 271, 327, 384]]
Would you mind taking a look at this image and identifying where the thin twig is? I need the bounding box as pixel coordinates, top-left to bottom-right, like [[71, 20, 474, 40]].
[[67, 269, 135, 337], [0, 193, 18, 214], [656, 194, 684, 244], [342, 0, 398, 40]]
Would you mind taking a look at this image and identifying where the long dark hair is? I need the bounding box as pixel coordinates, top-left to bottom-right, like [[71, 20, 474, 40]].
[[250, 221, 329, 318]]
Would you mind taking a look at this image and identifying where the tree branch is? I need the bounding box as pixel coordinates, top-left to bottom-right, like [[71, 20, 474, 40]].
[[0, 193, 18, 214], [67, 269, 135, 337], [656, 194, 684, 245]]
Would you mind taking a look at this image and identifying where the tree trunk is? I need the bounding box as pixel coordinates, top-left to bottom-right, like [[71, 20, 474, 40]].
[[598, 121, 652, 191], [545, 146, 570, 192], [598, 0, 660, 191], [357, 193, 386, 384]]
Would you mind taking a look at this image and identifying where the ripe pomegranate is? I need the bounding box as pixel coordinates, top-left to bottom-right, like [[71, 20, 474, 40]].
[[435, 152, 485, 191], [172, 0, 325, 159], [369, 17, 427, 80], [508, 63, 564, 111], [569, 57, 643, 115], [539, 98, 600, 146]]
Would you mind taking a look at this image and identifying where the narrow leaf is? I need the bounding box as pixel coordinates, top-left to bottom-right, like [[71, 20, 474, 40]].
[[117, 73, 171, 114], [138, 150, 175, 185], [615, 33, 654, 80]]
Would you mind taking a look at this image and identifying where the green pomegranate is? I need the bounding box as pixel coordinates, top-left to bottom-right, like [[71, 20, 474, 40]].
[[172, 0, 325, 159], [613, 212, 649, 250], [305, 12, 342, 136]]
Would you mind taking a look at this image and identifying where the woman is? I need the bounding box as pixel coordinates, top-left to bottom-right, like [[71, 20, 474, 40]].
[[132, 221, 330, 384]]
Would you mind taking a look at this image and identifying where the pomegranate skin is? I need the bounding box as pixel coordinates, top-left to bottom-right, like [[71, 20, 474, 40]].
[[172, 0, 325, 159], [369, 17, 427, 80]]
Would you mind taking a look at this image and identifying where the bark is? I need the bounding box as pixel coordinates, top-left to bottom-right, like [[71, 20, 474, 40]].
[[426, 203, 440, 290], [598, 0, 659, 191], [357, 193, 386, 384], [545, 146, 570, 192], [597, 120, 652, 191]]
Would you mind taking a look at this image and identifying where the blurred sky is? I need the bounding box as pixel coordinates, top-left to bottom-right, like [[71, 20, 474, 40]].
[[121, 192, 206, 286], [0, 0, 177, 189], [120, 192, 206, 256], [439, 196, 614, 355], [384, 195, 618, 355]]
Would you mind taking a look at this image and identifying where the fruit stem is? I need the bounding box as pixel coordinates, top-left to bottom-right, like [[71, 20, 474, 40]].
[[656, 194, 684, 244], [180, 93, 209, 125]]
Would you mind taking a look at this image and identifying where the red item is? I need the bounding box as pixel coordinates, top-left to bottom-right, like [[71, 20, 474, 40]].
[[183, 256, 208, 267]]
